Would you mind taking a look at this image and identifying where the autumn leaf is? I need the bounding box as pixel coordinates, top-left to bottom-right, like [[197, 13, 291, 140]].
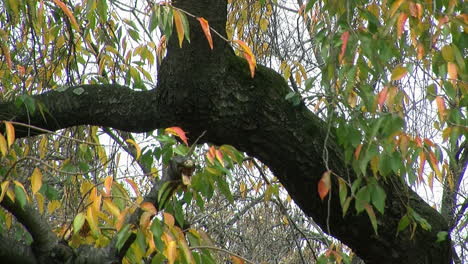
[[173, 9, 185, 48], [197, 17, 213, 50], [4, 121, 15, 147], [73, 213, 86, 234], [206, 146, 216, 164], [124, 178, 141, 197], [377, 87, 389, 110], [0, 133, 7, 156], [51, 0, 80, 31], [428, 151, 442, 182], [215, 149, 224, 167], [165, 126, 188, 146], [231, 256, 245, 264], [318, 170, 331, 200], [418, 152, 426, 182], [235, 40, 257, 78], [163, 212, 175, 227], [103, 176, 113, 196], [140, 201, 157, 215], [354, 144, 363, 159], [391, 65, 408, 81], [31, 168, 43, 195], [125, 138, 141, 160], [339, 31, 349, 64], [396, 13, 408, 38], [435, 96, 446, 121], [447, 62, 458, 81]]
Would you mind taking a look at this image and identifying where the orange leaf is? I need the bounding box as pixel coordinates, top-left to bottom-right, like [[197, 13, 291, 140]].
[[163, 212, 175, 227], [0, 43, 13, 69], [197, 17, 213, 50], [206, 146, 216, 164], [354, 144, 363, 159], [396, 13, 408, 38], [417, 43, 425, 60], [215, 149, 224, 167], [165, 126, 188, 146], [318, 170, 331, 200], [140, 202, 157, 215], [230, 256, 245, 264], [51, 0, 80, 31], [103, 176, 113, 196], [418, 152, 425, 182], [124, 178, 141, 197], [447, 62, 458, 81], [4, 121, 15, 147], [338, 31, 349, 64], [377, 87, 389, 110], [173, 10, 184, 48], [435, 96, 446, 121], [235, 40, 256, 78]]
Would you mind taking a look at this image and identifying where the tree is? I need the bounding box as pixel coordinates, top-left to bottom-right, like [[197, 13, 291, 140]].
[[0, 0, 466, 263]]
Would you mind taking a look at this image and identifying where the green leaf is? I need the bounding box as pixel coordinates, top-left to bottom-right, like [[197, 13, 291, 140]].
[[305, 0, 318, 13], [217, 177, 233, 203], [14, 185, 27, 208], [436, 231, 448, 243], [338, 178, 348, 206], [150, 219, 165, 251], [397, 214, 410, 232], [355, 186, 370, 213], [73, 212, 86, 234], [370, 184, 386, 214], [115, 224, 132, 250]]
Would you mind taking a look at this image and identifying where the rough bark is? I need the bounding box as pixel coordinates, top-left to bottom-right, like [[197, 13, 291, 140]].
[[0, 0, 452, 263]]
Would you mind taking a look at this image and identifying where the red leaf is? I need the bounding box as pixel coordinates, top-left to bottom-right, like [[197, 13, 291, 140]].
[[197, 17, 213, 50], [377, 87, 389, 110], [165, 126, 188, 146], [338, 31, 350, 64], [318, 170, 331, 200]]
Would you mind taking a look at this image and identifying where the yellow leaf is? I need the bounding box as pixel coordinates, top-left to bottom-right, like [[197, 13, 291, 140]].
[[86, 206, 100, 235], [164, 240, 177, 264], [103, 199, 120, 217], [391, 65, 408, 81], [139, 211, 153, 229], [0, 181, 10, 203], [39, 135, 48, 159], [31, 168, 43, 195], [51, 0, 80, 31], [441, 45, 454, 62], [0, 133, 7, 156], [48, 200, 61, 214], [4, 121, 15, 147], [389, 0, 404, 17], [235, 40, 257, 78], [35, 193, 45, 214], [125, 139, 141, 160], [173, 10, 184, 48]]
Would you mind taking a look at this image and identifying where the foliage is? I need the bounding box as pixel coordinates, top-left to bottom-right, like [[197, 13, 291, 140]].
[[0, 0, 466, 263]]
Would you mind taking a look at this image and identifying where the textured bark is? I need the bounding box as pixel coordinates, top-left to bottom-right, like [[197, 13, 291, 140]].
[[0, 0, 452, 263]]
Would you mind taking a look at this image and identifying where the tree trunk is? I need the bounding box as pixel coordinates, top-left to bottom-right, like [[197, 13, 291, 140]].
[[0, 0, 451, 263]]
